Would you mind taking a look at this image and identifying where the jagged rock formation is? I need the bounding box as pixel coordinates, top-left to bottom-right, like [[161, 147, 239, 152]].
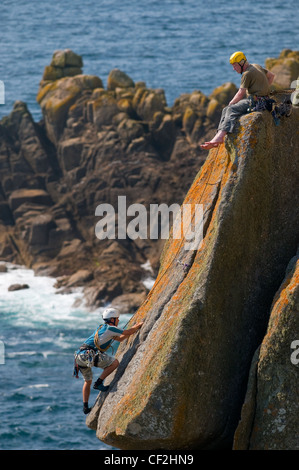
[[233, 251, 299, 450], [0, 49, 237, 311], [86, 105, 299, 449], [265, 49, 299, 89]]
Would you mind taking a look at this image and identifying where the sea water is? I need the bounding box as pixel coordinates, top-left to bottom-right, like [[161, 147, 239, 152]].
[[0, 263, 132, 450], [0, 0, 298, 122]]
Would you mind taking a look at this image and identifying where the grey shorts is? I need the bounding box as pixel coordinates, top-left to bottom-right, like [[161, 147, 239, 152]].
[[75, 350, 116, 382]]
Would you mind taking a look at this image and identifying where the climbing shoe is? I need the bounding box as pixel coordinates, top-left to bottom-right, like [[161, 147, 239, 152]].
[[83, 403, 92, 414], [93, 378, 109, 392]]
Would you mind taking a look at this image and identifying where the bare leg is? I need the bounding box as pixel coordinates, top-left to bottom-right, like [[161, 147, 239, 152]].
[[83, 379, 92, 403], [99, 359, 119, 380], [200, 130, 227, 149]]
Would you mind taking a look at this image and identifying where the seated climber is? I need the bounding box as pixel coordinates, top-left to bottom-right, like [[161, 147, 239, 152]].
[[74, 307, 143, 414], [200, 51, 275, 150]]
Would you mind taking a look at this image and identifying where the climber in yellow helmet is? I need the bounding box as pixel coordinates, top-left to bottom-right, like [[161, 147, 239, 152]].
[[200, 51, 275, 150]]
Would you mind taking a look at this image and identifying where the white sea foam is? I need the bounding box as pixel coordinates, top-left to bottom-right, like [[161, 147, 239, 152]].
[[14, 384, 50, 393], [0, 262, 132, 331], [0, 262, 101, 330], [141, 259, 155, 290]]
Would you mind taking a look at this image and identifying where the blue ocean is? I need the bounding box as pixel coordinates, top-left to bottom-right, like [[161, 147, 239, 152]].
[[0, 262, 138, 450], [0, 0, 298, 451]]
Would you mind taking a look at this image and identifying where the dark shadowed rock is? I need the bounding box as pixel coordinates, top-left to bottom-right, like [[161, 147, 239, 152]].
[[8, 189, 52, 212], [234, 251, 299, 450], [1, 50, 224, 305], [8, 283, 29, 291]]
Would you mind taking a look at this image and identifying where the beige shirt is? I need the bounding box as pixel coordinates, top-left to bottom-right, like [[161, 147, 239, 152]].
[[240, 64, 270, 97]]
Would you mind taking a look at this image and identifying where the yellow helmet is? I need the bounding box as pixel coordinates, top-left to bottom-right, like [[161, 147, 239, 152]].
[[229, 51, 247, 64]]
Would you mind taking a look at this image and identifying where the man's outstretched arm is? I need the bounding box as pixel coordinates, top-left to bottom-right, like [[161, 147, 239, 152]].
[[115, 322, 144, 342]]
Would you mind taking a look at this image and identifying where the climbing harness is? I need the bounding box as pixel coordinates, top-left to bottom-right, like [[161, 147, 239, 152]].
[[278, 97, 292, 117], [247, 94, 292, 126], [73, 360, 80, 378], [73, 325, 115, 378], [94, 324, 111, 352], [247, 95, 275, 115], [73, 346, 96, 378]]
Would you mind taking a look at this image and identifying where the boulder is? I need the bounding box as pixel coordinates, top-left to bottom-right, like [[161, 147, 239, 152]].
[[182, 107, 197, 136], [37, 74, 103, 143], [117, 118, 144, 142], [65, 269, 94, 287], [265, 49, 299, 89], [92, 92, 119, 129], [111, 292, 147, 314], [151, 114, 176, 157], [1, 101, 54, 175], [42, 65, 64, 81], [0, 264, 7, 273], [51, 49, 83, 69], [28, 213, 56, 246], [134, 89, 166, 121], [58, 137, 83, 172], [209, 82, 238, 105], [42, 50, 83, 81], [107, 69, 135, 91], [8, 284, 29, 291]]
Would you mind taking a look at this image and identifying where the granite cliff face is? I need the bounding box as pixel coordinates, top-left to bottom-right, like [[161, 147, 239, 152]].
[[86, 105, 299, 450]]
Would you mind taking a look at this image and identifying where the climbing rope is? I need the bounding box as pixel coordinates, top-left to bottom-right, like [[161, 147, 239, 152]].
[[116, 144, 223, 333]]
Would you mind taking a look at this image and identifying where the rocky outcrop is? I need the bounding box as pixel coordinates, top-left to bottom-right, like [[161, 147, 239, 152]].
[[86, 105, 299, 449], [0, 49, 237, 312], [265, 49, 299, 89], [233, 251, 299, 450]]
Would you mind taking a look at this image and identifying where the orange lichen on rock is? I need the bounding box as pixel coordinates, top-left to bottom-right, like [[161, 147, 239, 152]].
[[88, 108, 299, 450]]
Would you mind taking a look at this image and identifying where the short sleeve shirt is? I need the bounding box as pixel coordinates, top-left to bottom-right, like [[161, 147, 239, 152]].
[[80, 323, 124, 352], [240, 64, 270, 97]]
